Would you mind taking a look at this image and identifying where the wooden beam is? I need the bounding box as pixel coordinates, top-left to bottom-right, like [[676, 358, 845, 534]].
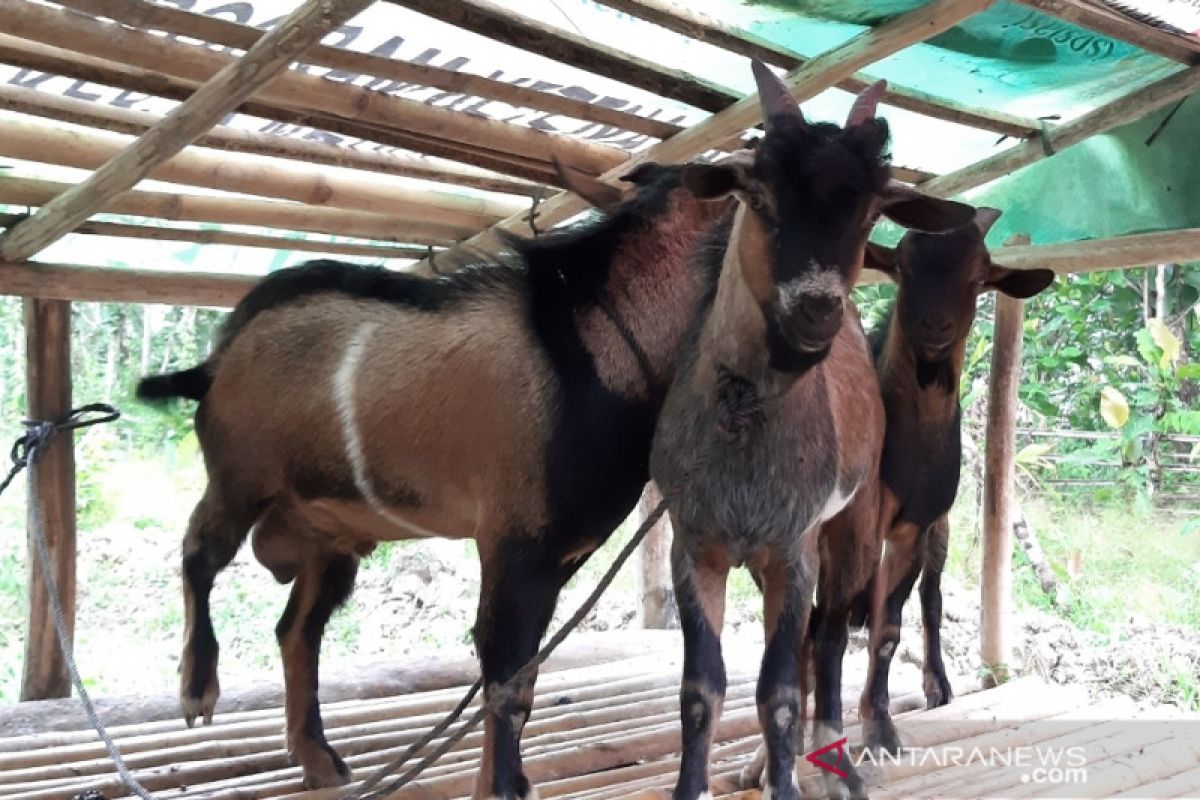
[[0, 85, 542, 198], [57, 0, 686, 142], [0, 261, 255, 308], [0, 0, 376, 261], [0, 214, 429, 260], [0, 116, 522, 230], [0, 176, 462, 245], [921, 64, 1200, 198], [591, 0, 1042, 139], [422, 0, 996, 268], [0, 34, 563, 187], [388, 0, 740, 113], [981, 264, 1026, 684], [992, 227, 1200, 273], [0, 2, 627, 179], [20, 298, 75, 701], [636, 483, 677, 630], [1015, 0, 1200, 65]]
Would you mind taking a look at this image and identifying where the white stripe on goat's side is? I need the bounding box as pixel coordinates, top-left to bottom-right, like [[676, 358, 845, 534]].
[[333, 322, 440, 539]]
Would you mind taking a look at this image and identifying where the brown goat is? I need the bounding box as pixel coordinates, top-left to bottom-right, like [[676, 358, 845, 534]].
[[851, 210, 1054, 754], [649, 61, 974, 800], [136, 169, 734, 795]]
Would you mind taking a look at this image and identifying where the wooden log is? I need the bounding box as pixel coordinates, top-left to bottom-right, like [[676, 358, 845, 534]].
[[0, 214, 430, 261], [981, 284, 1025, 684], [19, 299, 74, 701], [590, 0, 1041, 139], [921, 65, 1200, 199], [422, 0, 996, 268], [0, 34, 564, 187], [0, 0, 378, 262], [1012, 504, 1061, 602], [0, 84, 542, 198], [994, 228, 1200, 275], [637, 483, 677, 629], [0, 2, 628, 180], [388, 0, 739, 113], [57, 0, 685, 142], [1014, 0, 1200, 66], [1113, 764, 1200, 798], [0, 115, 521, 229], [0, 176, 464, 245]]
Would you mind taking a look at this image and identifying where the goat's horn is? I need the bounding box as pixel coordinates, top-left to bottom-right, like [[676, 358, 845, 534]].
[[751, 58, 803, 133], [974, 206, 1004, 235], [846, 79, 887, 127]]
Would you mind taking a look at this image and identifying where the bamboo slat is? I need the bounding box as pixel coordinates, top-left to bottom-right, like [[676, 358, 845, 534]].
[[1015, 0, 1200, 66], [0, 0, 377, 261], [56, 0, 686, 142]]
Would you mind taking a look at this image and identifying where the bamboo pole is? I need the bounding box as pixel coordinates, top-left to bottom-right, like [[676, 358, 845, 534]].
[[920, 64, 1200, 199], [0, 116, 521, 229], [0, 176, 464, 244], [0, 84, 542, 198], [57, 0, 686, 142], [18, 299, 74, 701], [0, 0, 378, 261], [590, 0, 1041, 139], [1014, 0, 1200, 66], [0, 214, 431, 261], [421, 0, 997, 268], [387, 0, 739, 113], [0, 34, 566, 186], [0, 1, 628, 179], [637, 483, 677, 629], [981, 242, 1027, 684]]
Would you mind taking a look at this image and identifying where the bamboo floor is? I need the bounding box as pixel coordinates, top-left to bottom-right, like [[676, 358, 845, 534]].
[[1, 632, 1197, 800]]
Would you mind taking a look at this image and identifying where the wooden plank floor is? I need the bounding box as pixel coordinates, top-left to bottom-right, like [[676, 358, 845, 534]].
[[1, 635, 1197, 800]]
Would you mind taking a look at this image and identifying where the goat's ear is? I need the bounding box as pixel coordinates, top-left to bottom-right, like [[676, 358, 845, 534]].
[[553, 156, 624, 211], [984, 262, 1056, 298], [880, 181, 976, 233], [680, 162, 751, 200], [863, 242, 898, 280]]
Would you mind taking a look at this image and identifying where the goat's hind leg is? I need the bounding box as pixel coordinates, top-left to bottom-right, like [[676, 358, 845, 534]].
[[275, 545, 358, 789], [179, 487, 255, 727], [672, 538, 729, 800]]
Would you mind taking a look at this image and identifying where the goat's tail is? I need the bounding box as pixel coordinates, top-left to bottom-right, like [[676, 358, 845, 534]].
[[136, 365, 211, 403]]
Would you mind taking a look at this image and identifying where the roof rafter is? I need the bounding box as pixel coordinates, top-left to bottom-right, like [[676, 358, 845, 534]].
[[387, 0, 740, 113], [920, 64, 1200, 198], [1015, 0, 1200, 65], [56, 0, 689, 142], [590, 0, 1042, 139], [0, 0, 375, 262], [420, 0, 997, 270]]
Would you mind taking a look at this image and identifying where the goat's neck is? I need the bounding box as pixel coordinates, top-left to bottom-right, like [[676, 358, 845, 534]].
[[577, 191, 731, 402], [696, 224, 796, 399], [878, 304, 966, 423]]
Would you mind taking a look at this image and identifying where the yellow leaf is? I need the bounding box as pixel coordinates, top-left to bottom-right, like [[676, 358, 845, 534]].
[[1100, 386, 1129, 429], [1148, 318, 1181, 369]]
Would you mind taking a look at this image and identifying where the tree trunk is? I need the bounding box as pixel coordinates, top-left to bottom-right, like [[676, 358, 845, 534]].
[[636, 483, 677, 629]]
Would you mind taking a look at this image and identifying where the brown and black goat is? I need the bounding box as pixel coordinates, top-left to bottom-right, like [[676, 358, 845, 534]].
[[853, 210, 1054, 754], [648, 61, 975, 800], [136, 162, 737, 794]]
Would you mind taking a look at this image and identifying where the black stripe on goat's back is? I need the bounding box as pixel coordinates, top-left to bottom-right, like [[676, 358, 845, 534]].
[[218, 259, 525, 349]]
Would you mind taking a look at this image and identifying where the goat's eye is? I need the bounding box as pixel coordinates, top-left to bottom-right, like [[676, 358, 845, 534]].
[[747, 192, 766, 211]]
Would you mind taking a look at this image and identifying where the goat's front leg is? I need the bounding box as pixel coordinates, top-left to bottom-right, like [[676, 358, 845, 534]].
[[920, 514, 953, 709], [672, 537, 729, 800], [276, 550, 358, 789], [753, 553, 809, 800]]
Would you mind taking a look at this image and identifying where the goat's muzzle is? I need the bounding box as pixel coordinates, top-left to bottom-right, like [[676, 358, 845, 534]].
[[783, 292, 843, 353]]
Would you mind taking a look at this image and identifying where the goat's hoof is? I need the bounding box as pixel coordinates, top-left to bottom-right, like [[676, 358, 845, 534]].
[[739, 745, 766, 789], [294, 742, 352, 789], [862, 718, 902, 757], [179, 680, 219, 727], [924, 671, 954, 710], [819, 769, 868, 800]]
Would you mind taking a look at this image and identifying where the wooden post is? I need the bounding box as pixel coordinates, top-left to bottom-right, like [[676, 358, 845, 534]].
[[636, 483, 677, 629], [21, 299, 75, 701], [981, 290, 1024, 686]]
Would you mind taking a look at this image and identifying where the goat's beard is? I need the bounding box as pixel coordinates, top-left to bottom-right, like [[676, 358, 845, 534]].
[[915, 356, 956, 394]]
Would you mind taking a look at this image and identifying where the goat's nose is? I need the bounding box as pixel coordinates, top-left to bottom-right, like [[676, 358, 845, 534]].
[[920, 315, 953, 336], [798, 293, 841, 326]]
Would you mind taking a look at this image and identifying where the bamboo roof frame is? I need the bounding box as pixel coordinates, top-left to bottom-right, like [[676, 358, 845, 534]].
[[0, 0, 1194, 275]]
